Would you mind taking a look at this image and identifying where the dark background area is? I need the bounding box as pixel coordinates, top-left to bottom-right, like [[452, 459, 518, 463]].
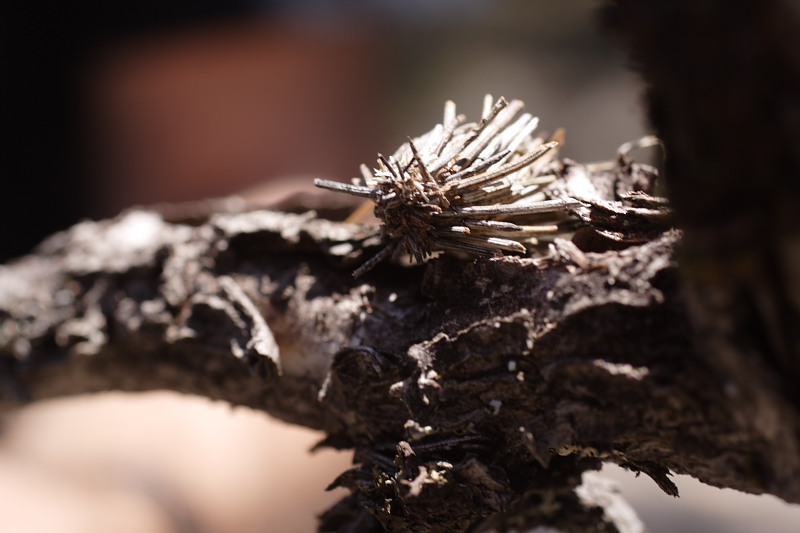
[[2, 1, 263, 261]]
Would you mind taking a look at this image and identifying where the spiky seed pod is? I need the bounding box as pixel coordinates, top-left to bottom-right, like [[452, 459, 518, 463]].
[[315, 95, 583, 277]]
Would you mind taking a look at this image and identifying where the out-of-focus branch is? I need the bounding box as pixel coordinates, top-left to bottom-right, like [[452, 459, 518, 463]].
[[605, 0, 800, 404]]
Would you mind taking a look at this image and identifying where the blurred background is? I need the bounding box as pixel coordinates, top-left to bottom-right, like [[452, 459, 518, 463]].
[[1, 0, 646, 261], [1, 0, 798, 531]]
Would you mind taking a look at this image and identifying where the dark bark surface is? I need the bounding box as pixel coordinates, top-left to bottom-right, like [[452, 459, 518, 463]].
[[2, 1, 800, 531], [0, 158, 797, 533]]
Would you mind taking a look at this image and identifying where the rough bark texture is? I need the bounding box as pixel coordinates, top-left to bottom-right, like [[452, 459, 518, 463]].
[[2, 1, 800, 532], [0, 160, 793, 533]]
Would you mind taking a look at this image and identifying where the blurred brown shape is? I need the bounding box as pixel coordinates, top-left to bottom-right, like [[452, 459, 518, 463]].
[[88, 21, 381, 216]]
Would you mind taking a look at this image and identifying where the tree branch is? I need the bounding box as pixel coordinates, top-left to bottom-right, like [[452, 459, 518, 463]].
[[3, 2, 800, 531], [0, 151, 797, 532]]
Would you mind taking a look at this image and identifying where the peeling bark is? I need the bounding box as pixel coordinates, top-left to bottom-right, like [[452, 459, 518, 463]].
[[0, 155, 797, 533]]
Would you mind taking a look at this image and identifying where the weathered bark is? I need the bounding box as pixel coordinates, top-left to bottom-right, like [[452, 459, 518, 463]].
[[0, 153, 795, 533], [2, 1, 800, 531]]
